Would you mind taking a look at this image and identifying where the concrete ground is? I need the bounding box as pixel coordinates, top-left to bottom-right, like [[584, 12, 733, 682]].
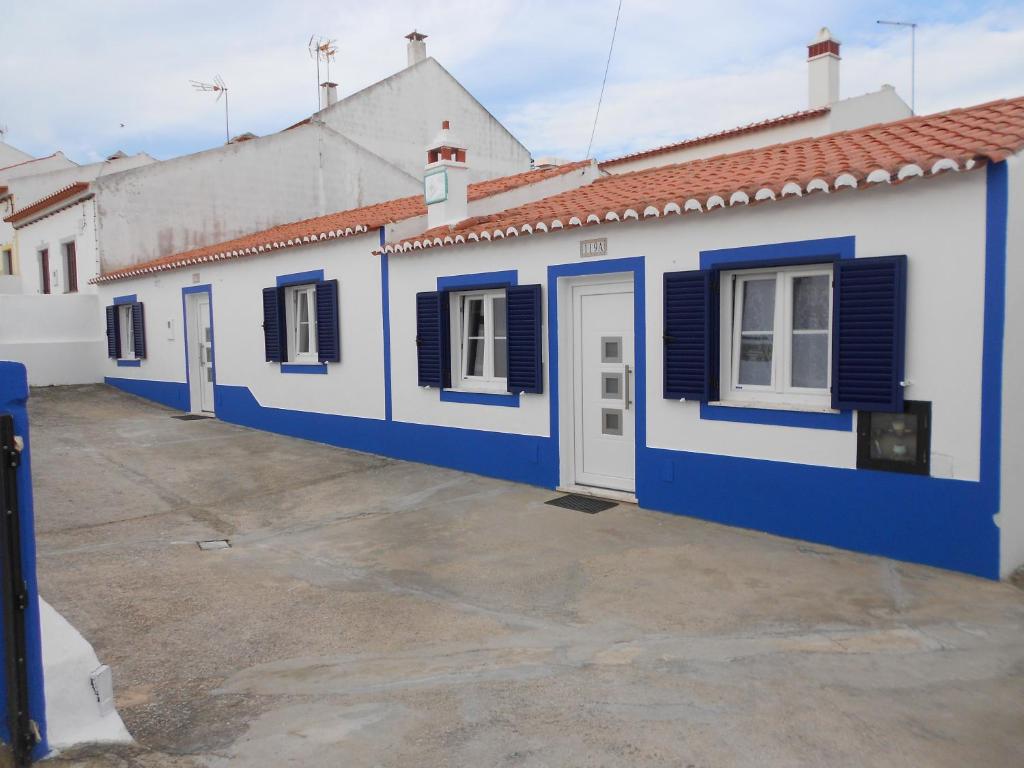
[[30, 385, 1024, 767]]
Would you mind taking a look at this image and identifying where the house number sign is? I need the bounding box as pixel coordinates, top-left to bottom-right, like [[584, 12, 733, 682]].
[[580, 237, 608, 258]]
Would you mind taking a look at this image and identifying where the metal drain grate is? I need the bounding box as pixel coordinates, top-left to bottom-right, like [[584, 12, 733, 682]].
[[197, 539, 230, 550], [173, 414, 212, 421], [545, 494, 617, 514]]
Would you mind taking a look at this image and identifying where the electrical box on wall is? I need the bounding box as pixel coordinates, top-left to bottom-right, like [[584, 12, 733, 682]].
[[166, 318, 175, 341]]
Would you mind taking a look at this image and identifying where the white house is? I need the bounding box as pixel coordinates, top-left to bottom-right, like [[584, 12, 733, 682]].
[[92, 95, 1024, 581], [600, 29, 912, 174], [91, 32, 532, 275]]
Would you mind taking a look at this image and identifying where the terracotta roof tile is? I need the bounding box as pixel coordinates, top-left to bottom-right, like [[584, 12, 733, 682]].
[[93, 161, 589, 283], [599, 107, 830, 168], [386, 96, 1024, 253], [3, 181, 91, 225]]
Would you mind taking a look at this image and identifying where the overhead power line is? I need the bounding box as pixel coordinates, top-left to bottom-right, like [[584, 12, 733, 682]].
[[586, 0, 624, 160]]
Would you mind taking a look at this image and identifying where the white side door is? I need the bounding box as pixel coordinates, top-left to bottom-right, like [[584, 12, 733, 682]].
[[193, 294, 215, 413], [572, 280, 635, 492]]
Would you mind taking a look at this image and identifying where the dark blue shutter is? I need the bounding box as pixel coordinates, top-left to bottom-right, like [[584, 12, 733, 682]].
[[416, 291, 450, 387], [506, 284, 543, 394], [316, 279, 340, 363], [664, 270, 717, 401], [105, 305, 120, 358], [831, 255, 907, 412], [131, 302, 146, 359], [262, 287, 286, 362]]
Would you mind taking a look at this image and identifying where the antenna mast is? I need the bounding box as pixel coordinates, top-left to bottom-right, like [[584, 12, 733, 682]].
[[190, 75, 230, 143], [877, 20, 918, 114], [308, 35, 338, 109]]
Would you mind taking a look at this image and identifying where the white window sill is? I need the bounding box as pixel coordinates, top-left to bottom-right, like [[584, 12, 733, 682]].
[[446, 385, 509, 396], [708, 400, 839, 415]]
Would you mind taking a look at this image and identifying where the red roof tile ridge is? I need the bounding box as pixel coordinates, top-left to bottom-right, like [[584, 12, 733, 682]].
[[92, 162, 591, 283], [3, 181, 91, 224], [599, 107, 831, 167], [384, 94, 1024, 254]]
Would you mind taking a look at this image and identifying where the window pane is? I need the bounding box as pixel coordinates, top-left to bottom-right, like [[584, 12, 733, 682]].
[[298, 292, 309, 324], [791, 332, 828, 388], [298, 322, 310, 353], [465, 298, 485, 337], [492, 296, 507, 338], [465, 338, 484, 376], [869, 412, 919, 463], [738, 334, 773, 385], [741, 279, 775, 332], [493, 338, 507, 378], [793, 275, 830, 330]]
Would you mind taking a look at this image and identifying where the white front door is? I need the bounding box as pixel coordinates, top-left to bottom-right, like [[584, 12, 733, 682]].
[[190, 293, 215, 413], [571, 280, 635, 492]]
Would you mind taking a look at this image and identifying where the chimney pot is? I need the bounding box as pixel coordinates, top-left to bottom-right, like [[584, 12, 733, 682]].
[[807, 27, 840, 108], [405, 30, 428, 67]]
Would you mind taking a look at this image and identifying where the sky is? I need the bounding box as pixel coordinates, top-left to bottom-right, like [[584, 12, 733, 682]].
[[2, 0, 1023, 165]]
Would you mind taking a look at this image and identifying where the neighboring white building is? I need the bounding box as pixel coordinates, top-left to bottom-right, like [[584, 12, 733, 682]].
[[92, 96, 1024, 581], [91, 32, 532, 275], [600, 29, 912, 175]]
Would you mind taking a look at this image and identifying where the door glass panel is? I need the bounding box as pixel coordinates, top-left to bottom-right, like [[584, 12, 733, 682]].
[[602, 372, 622, 399], [601, 337, 621, 363], [738, 334, 773, 385], [204, 328, 211, 343], [791, 333, 828, 388], [206, 368, 213, 382], [601, 408, 623, 436], [793, 275, 830, 330]]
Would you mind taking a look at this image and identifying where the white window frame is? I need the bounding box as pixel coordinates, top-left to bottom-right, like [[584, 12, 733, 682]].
[[118, 304, 135, 360], [718, 263, 834, 409], [284, 284, 318, 363], [448, 288, 508, 393]]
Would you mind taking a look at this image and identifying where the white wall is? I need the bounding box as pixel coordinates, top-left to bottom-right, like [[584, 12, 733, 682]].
[[603, 87, 911, 175], [1, 152, 79, 275], [94, 124, 419, 273], [0, 293, 104, 385], [0, 141, 35, 168], [5, 153, 154, 211], [999, 152, 1024, 578], [14, 199, 98, 295], [319, 58, 532, 184], [97, 233, 386, 420], [388, 169, 987, 481]]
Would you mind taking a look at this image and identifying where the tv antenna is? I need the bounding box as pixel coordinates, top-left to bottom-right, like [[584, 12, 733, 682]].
[[190, 75, 231, 143], [877, 20, 918, 114], [308, 35, 338, 108], [0, 124, 7, 142]]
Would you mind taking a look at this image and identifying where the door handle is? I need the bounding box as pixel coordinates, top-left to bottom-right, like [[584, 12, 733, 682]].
[[624, 363, 632, 410]]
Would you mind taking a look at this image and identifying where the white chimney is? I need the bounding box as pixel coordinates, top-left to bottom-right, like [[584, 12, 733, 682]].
[[807, 27, 840, 108], [424, 120, 468, 229], [406, 30, 428, 67], [319, 81, 338, 110]]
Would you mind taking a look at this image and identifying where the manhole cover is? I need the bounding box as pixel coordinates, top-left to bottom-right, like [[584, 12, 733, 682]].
[[174, 414, 212, 421], [197, 539, 230, 550], [544, 494, 617, 514]]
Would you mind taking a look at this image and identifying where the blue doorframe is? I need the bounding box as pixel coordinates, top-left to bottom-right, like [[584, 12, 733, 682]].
[[181, 285, 217, 414], [547, 257, 647, 490]]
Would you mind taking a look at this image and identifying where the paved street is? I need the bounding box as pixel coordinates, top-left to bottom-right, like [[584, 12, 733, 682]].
[[31, 385, 1024, 767]]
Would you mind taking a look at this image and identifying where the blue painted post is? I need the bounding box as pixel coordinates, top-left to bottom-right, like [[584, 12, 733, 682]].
[[0, 362, 48, 761]]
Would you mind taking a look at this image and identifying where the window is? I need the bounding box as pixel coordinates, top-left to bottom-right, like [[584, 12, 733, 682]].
[[857, 401, 931, 475], [39, 249, 50, 294], [63, 241, 78, 293], [2, 249, 12, 275], [118, 304, 135, 359], [285, 284, 318, 363], [721, 264, 832, 408], [450, 289, 507, 391]]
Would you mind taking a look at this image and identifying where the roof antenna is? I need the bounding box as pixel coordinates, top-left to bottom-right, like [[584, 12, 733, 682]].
[[190, 75, 230, 143], [877, 19, 918, 114], [308, 35, 338, 110], [0, 124, 7, 142]]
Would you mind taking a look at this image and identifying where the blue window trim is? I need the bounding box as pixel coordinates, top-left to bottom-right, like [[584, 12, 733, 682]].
[[113, 293, 136, 305], [435, 269, 520, 407], [548, 256, 646, 481], [380, 228, 393, 422], [698, 235, 855, 431], [181, 284, 216, 413], [116, 359, 141, 368], [113, 294, 142, 363], [276, 269, 325, 287], [281, 363, 328, 374]]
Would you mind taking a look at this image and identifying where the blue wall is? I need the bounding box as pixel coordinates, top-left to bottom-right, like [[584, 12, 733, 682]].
[[103, 163, 1008, 579], [0, 362, 49, 760]]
